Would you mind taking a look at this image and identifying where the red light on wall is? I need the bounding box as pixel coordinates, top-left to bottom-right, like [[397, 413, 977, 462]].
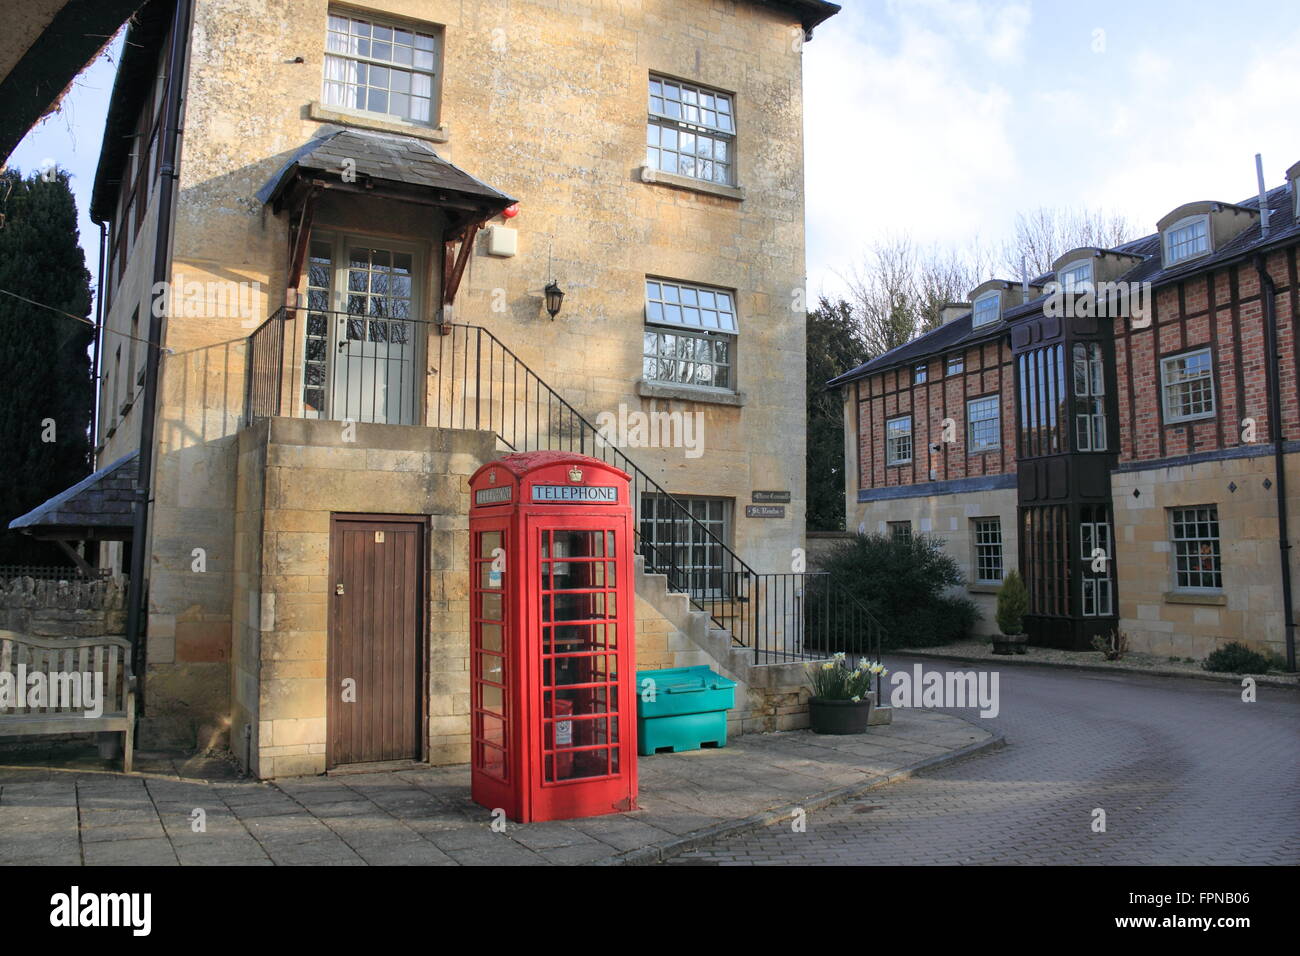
[[502, 203, 519, 219]]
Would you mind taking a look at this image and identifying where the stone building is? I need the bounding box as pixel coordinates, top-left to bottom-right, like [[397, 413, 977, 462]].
[[12, 0, 840, 776], [832, 166, 1300, 664]]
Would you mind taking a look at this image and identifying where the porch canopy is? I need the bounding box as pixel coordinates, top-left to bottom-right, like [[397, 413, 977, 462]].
[[257, 128, 517, 312], [7, 452, 138, 572]]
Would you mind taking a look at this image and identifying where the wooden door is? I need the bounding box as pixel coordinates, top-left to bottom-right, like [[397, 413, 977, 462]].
[[327, 514, 425, 768]]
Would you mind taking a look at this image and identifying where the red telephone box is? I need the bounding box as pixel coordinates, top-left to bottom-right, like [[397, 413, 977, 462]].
[[467, 451, 638, 822]]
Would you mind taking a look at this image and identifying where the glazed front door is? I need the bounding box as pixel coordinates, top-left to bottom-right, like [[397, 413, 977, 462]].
[[303, 233, 422, 425], [327, 514, 424, 768]]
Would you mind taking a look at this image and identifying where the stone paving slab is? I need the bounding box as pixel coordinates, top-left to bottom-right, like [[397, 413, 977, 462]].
[[0, 710, 992, 866]]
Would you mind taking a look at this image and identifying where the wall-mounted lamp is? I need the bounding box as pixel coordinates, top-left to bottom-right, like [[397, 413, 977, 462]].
[[544, 281, 564, 319]]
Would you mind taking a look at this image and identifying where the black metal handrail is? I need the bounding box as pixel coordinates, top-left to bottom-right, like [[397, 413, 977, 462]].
[[0, 565, 115, 581], [244, 308, 884, 665]]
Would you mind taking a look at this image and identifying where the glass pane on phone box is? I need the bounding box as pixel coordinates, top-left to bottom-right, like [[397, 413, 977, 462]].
[[553, 530, 603, 557], [478, 562, 502, 589], [549, 623, 598, 653], [479, 713, 505, 746], [481, 682, 503, 713], [480, 592, 503, 621], [479, 531, 501, 558], [547, 655, 601, 686], [547, 687, 609, 717], [550, 592, 594, 621], [479, 622, 502, 652], [556, 561, 601, 589], [566, 750, 609, 779], [478, 653, 504, 683], [592, 592, 615, 617], [480, 744, 504, 776]]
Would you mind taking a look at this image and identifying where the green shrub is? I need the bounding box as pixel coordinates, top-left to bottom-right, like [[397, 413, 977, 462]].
[[995, 569, 1028, 636], [808, 532, 979, 650], [1203, 641, 1273, 674], [1090, 628, 1129, 661]]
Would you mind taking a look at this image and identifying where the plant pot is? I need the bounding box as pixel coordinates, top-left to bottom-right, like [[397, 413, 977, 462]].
[[808, 695, 873, 735], [992, 633, 1028, 655]]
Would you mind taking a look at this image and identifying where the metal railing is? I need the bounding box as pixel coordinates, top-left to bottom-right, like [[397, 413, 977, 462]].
[[0, 565, 114, 581], [244, 309, 884, 664]]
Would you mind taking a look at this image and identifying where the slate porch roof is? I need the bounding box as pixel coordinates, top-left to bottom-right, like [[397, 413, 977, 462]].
[[8, 452, 138, 539], [256, 127, 516, 215]]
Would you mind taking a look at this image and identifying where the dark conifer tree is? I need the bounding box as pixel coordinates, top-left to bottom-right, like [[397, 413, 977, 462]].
[[0, 167, 94, 564]]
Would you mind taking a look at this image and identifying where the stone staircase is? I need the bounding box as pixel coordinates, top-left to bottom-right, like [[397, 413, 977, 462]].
[[632, 554, 821, 735]]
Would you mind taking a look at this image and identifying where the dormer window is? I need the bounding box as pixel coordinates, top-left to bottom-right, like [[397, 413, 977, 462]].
[[972, 292, 1000, 328], [1058, 260, 1093, 293], [1164, 215, 1210, 265]]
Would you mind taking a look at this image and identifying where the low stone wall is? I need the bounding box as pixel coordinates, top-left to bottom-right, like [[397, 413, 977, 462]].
[[0, 576, 127, 638], [805, 531, 853, 568]]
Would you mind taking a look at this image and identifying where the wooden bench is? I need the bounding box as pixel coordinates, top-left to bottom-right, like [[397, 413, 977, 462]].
[[0, 631, 135, 772]]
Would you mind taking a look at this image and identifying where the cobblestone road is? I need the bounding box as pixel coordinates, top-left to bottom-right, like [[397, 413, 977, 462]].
[[673, 660, 1300, 865]]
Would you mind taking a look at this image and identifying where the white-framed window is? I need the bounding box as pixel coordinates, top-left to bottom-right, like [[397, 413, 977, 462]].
[[1160, 347, 1215, 423], [947, 355, 964, 376], [914, 363, 928, 384], [967, 395, 1000, 452], [1073, 342, 1107, 451], [1058, 259, 1093, 293], [1164, 215, 1210, 265], [972, 517, 1003, 584], [885, 415, 913, 465], [888, 521, 912, 542], [1080, 505, 1113, 616], [972, 291, 1000, 328], [644, 279, 736, 390], [647, 75, 735, 186], [1170, 505, 1222, 590], [323, 11, 441, 125]]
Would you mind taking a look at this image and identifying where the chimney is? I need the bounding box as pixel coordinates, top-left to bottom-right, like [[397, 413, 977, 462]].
[[940, 301, 970, 325]]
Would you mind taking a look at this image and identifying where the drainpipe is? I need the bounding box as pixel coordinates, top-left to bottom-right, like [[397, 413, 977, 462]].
[[91, 220, 107, 463], [125, 0, 193, 699], [1254, 252, 1296, 671]]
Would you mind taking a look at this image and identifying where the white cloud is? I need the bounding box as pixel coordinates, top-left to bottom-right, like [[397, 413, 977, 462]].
[[803, 6, 1300, 302], [804, 2, 1031, 299], [1083, 28, 1300, 227]]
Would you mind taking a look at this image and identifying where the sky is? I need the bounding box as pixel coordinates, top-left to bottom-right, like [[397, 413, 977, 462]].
[[7, 1, 1300, 310], [804, 0, 1300, 299], [7, 30, 123, 311]]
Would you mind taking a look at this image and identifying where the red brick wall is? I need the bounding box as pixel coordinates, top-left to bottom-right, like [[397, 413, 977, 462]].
[[856, 338, 1016, 490], [1115, 246, 1299, 464]]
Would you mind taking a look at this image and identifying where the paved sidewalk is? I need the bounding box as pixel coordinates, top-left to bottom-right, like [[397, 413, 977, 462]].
[[0, 710, 993, 866]]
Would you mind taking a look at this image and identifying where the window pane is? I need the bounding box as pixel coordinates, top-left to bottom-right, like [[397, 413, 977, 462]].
[[324, 13, 438, 123]]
